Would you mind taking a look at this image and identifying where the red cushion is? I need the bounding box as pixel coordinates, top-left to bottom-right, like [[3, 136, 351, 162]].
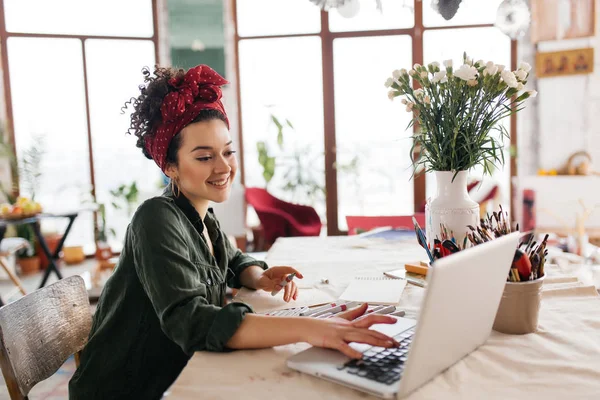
[[345, 214, 425, 235], [245, 188, 322, 245]]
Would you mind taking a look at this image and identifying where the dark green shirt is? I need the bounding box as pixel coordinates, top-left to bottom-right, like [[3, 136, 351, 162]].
[[69, 189, 267, 400]]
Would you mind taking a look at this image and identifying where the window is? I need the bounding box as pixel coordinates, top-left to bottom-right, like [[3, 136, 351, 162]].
[[234, 0, 516, 234], [1, 0, 159, 253]]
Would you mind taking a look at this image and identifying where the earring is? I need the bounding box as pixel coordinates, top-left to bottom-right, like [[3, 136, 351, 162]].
[[170, 178, 180, 198]]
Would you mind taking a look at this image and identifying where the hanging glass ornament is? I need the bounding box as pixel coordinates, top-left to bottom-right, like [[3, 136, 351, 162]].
[[495, 0, 531, 39]]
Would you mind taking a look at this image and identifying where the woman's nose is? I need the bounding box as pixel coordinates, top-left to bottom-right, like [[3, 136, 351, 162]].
[[214, 154, 231, 173]]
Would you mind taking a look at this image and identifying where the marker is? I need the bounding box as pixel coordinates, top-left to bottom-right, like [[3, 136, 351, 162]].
[[355, 305, 398, 321], [311, 301, 359, 318], [300, 301, 349, 316], [271, 273, 297, 296]]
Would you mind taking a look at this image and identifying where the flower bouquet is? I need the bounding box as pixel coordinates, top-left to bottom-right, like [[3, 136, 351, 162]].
[[385, 53, 537, 246]]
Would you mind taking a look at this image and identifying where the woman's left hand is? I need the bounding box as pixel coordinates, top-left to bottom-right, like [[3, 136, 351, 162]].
[[256, 266, 303, 302]]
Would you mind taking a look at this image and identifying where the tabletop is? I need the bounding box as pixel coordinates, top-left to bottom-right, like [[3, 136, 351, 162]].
[[169, 236, 600, 400]]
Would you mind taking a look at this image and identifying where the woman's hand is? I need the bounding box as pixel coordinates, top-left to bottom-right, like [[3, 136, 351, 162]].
[[256, 266, 303, 302], [303, 303, 400, 359]]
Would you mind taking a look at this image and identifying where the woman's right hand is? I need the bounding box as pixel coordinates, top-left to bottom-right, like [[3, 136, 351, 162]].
[[302, 303, 400, 359]]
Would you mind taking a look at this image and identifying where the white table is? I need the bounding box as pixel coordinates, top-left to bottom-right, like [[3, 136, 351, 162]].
[[169, 236, 600, 399]]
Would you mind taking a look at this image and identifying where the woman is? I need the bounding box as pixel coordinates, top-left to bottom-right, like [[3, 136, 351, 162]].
[[69, 65, 399, 399]]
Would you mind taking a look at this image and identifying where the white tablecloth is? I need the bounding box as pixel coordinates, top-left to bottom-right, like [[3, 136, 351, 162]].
[[169, 236, 600, 399]]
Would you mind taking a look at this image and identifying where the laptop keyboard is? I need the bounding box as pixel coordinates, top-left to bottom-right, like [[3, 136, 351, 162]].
[[337, 328, 415, 385]]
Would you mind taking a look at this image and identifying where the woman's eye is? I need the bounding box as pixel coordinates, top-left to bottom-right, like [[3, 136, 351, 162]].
[[196, 157, 212, 162], [225, 150, 237, 157]]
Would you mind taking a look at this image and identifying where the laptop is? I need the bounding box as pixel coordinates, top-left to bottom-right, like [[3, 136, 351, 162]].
[[287, 232, 521, 399]]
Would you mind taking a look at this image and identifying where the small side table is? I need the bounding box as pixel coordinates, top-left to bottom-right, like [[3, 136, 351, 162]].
[[0, 212, 79, 289]]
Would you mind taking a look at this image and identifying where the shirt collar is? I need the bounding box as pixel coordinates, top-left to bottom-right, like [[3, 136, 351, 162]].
[[162, 186, 219, 240]]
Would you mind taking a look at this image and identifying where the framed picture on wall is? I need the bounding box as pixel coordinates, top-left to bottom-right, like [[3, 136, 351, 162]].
[[535, 47, 594, 78], [531, 0, 595, 43]]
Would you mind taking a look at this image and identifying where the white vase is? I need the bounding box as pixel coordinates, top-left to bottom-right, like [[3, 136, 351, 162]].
[[425, 171, 479, 250]]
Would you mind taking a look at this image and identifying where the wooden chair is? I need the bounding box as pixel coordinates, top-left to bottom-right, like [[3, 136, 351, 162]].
[[0, 238, 30, 305], [0, 275, 92, 399]]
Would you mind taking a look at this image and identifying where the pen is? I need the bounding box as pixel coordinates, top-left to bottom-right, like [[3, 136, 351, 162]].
[[413, 217, 434, 263], [271, 272, 297, 296]]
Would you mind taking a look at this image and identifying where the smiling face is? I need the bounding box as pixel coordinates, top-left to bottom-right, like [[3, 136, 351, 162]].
[[165, 118, 237, 211]]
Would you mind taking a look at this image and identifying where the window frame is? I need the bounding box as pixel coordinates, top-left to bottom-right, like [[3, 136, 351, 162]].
[[231, 0, 517, 235], [0, 0, 161, 243]]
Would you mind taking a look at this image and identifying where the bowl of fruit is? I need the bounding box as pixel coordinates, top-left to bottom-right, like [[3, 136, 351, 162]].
[[0, 197, 43, 220]]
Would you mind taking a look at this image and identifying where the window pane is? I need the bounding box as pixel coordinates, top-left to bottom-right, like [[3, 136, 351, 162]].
[[333, 36, 413, 231], [7, 37, 94, 249], [329, 0, 414, 32], [423, 0, 503, 27], [86, 39, 157, 250], [423, 28, 511, 210], [4, 0, 153, 37], [238, 37, 325, 219], [236, 0, 320, 37]]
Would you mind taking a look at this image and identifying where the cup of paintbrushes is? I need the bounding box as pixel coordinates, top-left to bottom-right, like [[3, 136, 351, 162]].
[[493, 275, 545, 334]]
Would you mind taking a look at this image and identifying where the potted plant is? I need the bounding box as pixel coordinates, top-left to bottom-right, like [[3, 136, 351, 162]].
[[386, 53, 537, 246], [16, 224, 40, 275], [95, 203, 115, 261], [109, 181, 139, 217]]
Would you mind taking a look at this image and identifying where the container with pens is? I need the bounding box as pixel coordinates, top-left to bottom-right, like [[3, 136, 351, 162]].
[[467, 206, 547, 335], [414, 206, 547, 334]]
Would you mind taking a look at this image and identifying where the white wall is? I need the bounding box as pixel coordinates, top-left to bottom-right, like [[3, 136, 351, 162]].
[[518, 0, 600, 175]]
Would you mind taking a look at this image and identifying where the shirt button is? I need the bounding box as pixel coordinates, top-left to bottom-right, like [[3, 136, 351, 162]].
[[207, 278, 212, 285]]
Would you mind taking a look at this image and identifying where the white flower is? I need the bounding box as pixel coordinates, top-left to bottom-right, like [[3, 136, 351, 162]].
[[496, 64, 505, 73], [409, 69, 416, 76], [501, 70, 519, 88], [527, 90, 538, 98], [454, 64, 478, 81], [384, 77, 394, 88], [414, 88, 424, 99], [392, 70, 402, 79], [406, 102, 414, 112], [476, 59, 485, 66], [423, 96, 431, 104], [465, 57, 473, 66], [467, 79, 478, 87], [401, 98, 408, 105], [517, 82, 524, 90], [420, 71, 428, 78], [432, 70, 447, 83], [429, 61, 440, 69], [400, 68, 407, 75], [387, 90, 396, 100], [515, 69, 528, 81], [413, 63, 421, 70], [519, 62, 532, 73], [443, 59, 453, 68], [484, 61, 498, 76]]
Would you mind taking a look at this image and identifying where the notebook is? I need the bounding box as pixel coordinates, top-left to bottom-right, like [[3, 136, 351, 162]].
[[339, 275, 407, 305]]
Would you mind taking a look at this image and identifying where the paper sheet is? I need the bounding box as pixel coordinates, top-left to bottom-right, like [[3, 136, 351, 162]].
[[233, 287, 337, 313], [339, 275, 407, 305]]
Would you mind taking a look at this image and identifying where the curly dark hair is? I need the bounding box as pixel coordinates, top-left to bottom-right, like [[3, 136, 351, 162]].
[[123, 66, 227, 166]]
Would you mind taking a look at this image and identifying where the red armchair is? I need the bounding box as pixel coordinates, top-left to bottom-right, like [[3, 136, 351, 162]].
[[245, 188, 322, 248]]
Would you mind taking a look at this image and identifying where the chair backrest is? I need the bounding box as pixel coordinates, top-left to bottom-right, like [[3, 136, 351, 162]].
[[245, 187, 291, 212], [346, 213, 426, 235], [0, 275, 92, 399]]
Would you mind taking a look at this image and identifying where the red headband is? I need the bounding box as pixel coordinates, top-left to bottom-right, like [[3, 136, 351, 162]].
[[145, 65, 230, 171]]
